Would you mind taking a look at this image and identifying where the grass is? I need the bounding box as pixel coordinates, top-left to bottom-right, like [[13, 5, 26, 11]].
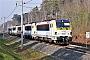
[[0, 37, 23, 60], [0, 37, 53, 60], [20, 49, 44, 60]]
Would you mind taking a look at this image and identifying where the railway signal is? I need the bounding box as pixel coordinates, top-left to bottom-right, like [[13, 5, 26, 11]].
[[86, 32, 90, 48]]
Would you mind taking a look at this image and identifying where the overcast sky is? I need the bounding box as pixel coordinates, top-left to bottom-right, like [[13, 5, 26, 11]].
[[0, 0, 42, 25]]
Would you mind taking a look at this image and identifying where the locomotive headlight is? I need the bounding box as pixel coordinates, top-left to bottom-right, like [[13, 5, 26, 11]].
[[55, 32, 57, 35], [67, 33, 69, 35], [34, 31, 35, 34]]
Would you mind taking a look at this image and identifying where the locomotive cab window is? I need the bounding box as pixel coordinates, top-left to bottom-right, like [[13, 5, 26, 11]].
[[56, 20, 70, 28]]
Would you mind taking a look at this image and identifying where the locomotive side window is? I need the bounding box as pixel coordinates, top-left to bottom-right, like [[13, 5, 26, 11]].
[[50, 24, 51, 28], [13, 28, 16, 30], [52, 24, 53, 27], [18, 27, 21, 30], [8, 28, 11, 31], [37, 24, 49, 31], [32, 25, 34, 28], [25, 26, 31, 30]]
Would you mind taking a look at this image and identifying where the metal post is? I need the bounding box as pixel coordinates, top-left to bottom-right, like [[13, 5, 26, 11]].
[[2, 17, 5, 39], [86, 32, 90, 48], [86, 38, 87, 48], [2, 18, 4, 38], [21, 0, 23, 49], [1, 18, 4, 38], [3, 17, 5, 38]]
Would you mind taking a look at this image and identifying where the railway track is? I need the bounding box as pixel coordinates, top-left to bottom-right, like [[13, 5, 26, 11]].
[[4, 33, 90, 52], [35, 40, 90, 54], [2, 33, 90, 55], [65, 45, 90, 54], [33, 38, 90, 55], [30, 40, 90, 60]]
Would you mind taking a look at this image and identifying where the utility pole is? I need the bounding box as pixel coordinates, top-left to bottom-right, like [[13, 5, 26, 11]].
[[3, 17, 5, 38], [1, 18, 2, 32], [1, 17, 5, 39], [21, 0, 23, 49], [1, 18, 3, 38]]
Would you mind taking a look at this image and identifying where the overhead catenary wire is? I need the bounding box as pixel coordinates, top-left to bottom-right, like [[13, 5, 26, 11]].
[[23, 0, 41, 4], [23, 6, 32, 8], [23, 6, 41, 8], [5, 6, 18, 19], [5, 0, 41, 19], [24, 0, 32, 4]]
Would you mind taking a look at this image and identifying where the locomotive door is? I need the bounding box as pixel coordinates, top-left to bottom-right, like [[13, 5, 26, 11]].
[[50, 22, 54, 39]]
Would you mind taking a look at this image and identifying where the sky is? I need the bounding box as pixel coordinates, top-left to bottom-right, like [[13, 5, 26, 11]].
[[0, 0, 42, 25]]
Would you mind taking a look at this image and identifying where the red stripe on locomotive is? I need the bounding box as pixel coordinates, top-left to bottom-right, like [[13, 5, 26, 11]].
[[37, 24, 49, 26]]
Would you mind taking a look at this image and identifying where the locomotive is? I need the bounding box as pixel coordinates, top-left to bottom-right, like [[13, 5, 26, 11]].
[[8, 19, 72, 44]]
